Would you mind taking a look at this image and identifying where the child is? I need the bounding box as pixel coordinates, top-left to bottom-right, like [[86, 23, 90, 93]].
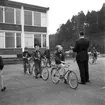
[[54, 45, 67, 84], [55, 45, 65, 64], [0, 56, 6, 91], [33, 44, 42, 79], [22, 47, 31, 74], [43, 46, 51, 67]]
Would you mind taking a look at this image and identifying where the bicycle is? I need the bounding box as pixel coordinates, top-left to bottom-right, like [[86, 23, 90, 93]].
[[42, 55, 52, 67], [32, 57, 49, 81], [23, 57, 32, 75], [89, 53, 97, 64], [51, 62, 78, 89]]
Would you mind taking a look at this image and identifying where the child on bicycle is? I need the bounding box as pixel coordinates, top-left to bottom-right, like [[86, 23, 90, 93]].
[[43, 46, 51, 67], [54, 45, 67, 83], [91, 47, 97, 63], [22, 47, 31, 74], [33, 44, 42, 79]]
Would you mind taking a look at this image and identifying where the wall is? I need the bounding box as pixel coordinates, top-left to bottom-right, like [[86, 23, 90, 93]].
[[0, 48, 46, 55]]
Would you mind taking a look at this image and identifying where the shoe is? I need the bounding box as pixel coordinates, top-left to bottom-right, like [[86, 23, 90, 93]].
[[78, 82, 86, 85], [29, 72, 32, 75], [86, 80, 90, 82], [1, 86, 6, 92], [40, 75, 42, 78]]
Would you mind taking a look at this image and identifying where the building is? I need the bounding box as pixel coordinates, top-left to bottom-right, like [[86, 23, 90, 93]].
[[0, 0, 49, 54]]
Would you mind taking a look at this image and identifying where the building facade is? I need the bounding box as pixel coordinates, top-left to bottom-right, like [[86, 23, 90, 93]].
[[0, 0, 49, 54]]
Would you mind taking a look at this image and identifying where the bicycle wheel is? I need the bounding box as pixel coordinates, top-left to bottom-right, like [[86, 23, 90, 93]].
[[29, 59, 34, 74], [67, 70, 78, 89], [32, 64, 36, 77], [51, 68, 60, 84], [41, 67, 49, 81], [26, 63, 29, 74]]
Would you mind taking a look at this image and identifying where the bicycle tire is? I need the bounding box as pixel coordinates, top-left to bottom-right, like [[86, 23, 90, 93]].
[[51, 68, 60, 84], [41, 67, 49, 81], [29, 59, 34, 74], [32, 64, 36, 77], [67, 70, 78, 89]]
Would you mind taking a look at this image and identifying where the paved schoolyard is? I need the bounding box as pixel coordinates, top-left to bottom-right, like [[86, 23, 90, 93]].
[[0, 58, 105, 105]]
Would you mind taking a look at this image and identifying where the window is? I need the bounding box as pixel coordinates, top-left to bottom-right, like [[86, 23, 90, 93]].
[[0, 7, 3, 23], [43, 34, 46, 47], [34, 12, 41, 26], [5, 32, 15, 48], [0, 32, 4, 48], [34, 34, 41, 47], [24, 10, 32, 25], [41, 13, 47, 27], [16, 33, 21, 48], [25, 33, 34, 48], [5, 7, 14, 24], [16, 9, 21, 24]]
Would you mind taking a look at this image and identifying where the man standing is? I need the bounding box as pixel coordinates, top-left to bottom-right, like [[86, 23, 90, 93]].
[[71, 32, 90, 84]]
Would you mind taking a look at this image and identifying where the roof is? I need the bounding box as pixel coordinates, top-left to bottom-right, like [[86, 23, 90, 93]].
[[0, 0, 49, 13]]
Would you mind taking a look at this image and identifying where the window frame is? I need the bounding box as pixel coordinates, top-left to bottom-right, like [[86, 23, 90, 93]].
[[33, 11, 41, 27], [24, 9, 32, 26], [15, 8, 21, 25], [42, 34, 47, 48], [5, 32, 15, 48], [4, 6, 15, 24], [41, 13, 47, 27], [16, 33, 21, 48], [0, 6, 4, 23]]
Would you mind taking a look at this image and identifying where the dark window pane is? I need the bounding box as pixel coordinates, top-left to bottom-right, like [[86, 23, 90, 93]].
[[16, 9, 21, 24], [24, 10, 32, 25], [0, 7, 3, 23], [5, 7, 14, 24], [16, 33, 21, 48], [34, 34, 41, 47], [34, 12, 41, 26], [5, 32, 15, 48], [43, 34, 46, 47]]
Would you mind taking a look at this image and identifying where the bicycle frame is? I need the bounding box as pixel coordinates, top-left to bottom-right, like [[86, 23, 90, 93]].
[[54, 63, 71, 79], [91, 54, 97, 63]]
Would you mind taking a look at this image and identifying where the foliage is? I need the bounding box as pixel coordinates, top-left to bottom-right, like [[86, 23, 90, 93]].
[[49, 3, 105, 53]]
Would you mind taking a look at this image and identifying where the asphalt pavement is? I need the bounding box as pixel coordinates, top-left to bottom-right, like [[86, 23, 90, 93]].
[[0, 58, 105, 105]]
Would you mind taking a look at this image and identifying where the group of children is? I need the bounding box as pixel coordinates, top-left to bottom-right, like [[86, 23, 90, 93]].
[[22, 44, 66, 79], [0, 44, 65, 92], [22, 44, 52, 78]]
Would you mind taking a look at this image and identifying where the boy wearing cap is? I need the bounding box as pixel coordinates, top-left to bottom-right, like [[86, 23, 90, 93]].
[[33, 44, 42, 78]]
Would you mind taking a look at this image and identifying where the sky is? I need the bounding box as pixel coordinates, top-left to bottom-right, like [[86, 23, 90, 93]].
[[11, 0, 105, 34]]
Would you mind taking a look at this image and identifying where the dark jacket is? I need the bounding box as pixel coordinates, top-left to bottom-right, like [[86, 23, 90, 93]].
[[0, 56, 4, 70], [22, 51, 31, 58], [73, 38, 89, 61], [33, 50, 42, 62], [55, 51, 65, 64], [44, 49, 50, 58]]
